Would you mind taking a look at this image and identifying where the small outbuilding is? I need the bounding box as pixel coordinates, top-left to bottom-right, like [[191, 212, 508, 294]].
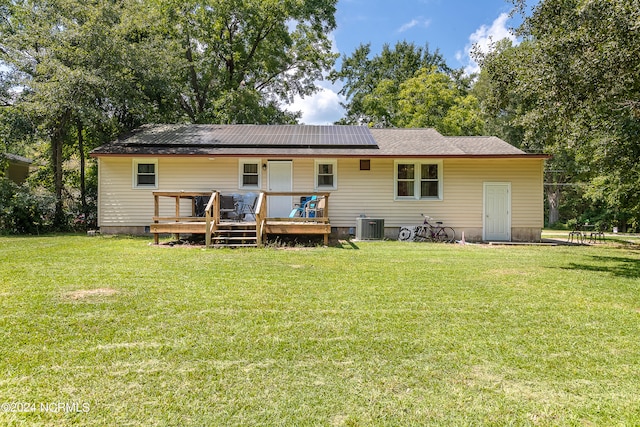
[[1, 153, 32, 185]]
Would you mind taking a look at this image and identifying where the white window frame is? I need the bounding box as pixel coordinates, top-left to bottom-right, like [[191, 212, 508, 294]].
[[394, 160, 443, 200], [314, 159, 337, 190], [239, 159, 261, 190], [132, 159, 158, 189]]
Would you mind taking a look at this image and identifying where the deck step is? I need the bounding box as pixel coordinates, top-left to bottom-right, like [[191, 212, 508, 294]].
[[213, 236, 257, 240], [212, 224, 258, 248], [211, 243, 258, 249]]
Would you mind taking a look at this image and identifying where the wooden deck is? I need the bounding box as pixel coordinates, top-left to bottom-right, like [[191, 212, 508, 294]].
[[151, 191, 331, 247]]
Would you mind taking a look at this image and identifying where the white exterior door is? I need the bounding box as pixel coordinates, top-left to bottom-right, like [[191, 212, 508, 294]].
[[484, 182, 511, 241], [267, 161, 293, 217]]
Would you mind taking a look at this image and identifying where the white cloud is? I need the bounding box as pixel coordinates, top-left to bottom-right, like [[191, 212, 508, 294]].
[[397, 18, 431, 33], [458, 13, 517, 75], [398, 19, 419, 33], [285, 31, 346, 125], [289, 87, 346, 125]]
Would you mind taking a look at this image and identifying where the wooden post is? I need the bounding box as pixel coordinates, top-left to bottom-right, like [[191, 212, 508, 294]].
[[174, 194, 180, 240], [322, 193, 329, 246], [255, 192, 265, 247], [205, 192, 214, 247], [153, 193, 159, 244]]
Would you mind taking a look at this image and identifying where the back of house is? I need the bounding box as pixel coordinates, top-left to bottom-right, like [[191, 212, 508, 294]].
[[90, 125, 548, 242]]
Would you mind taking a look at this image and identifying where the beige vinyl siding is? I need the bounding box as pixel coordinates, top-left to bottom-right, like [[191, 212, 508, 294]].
[[98, 156, 544, 231], [98, 157, 260, 227], [444, 159, 544, 229], [324, 158, 544, 229]]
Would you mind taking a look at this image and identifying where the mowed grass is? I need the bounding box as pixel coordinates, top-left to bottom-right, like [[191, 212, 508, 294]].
[[1, 235, 639, 426]]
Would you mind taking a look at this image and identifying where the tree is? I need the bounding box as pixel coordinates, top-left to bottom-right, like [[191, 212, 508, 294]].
[[331, 42, 482, 134], [330, 41, 452, 125], [2, 0, 338, 230], [394, 68, 484, 135], [1, 0, 142, 225], [149, 0, 338, 123], [477, 0, 640, 229]]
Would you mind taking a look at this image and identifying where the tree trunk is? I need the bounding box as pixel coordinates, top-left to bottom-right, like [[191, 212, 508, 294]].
[[77, 119, 87, 225], [547, 186, 561, 226], [51, 111, 71, 228]]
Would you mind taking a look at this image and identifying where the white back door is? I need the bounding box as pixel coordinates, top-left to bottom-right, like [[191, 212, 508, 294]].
[[267, 161, 293, 217], [484, 182, 511, 241]]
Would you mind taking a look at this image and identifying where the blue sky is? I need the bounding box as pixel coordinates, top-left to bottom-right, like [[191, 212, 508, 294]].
[[291, 0, 528, 124]]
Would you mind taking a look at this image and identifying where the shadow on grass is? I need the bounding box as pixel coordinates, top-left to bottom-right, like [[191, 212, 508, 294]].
[[563, 253, 640, 279], [336, 239, 360, 250]]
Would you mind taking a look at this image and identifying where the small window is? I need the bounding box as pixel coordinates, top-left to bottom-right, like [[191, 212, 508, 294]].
[[315, 160, 337, 190], [360, 159, 371, 171], [395, 161, 442, 200], [239, 159, 261, 189], [133, 159, 157, 188]]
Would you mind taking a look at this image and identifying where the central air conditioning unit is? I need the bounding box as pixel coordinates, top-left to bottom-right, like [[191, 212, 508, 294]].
[[355, 217, 385, 240]]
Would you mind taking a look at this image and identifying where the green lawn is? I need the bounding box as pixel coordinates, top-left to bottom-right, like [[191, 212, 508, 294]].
[[1, 235, 639, 426]]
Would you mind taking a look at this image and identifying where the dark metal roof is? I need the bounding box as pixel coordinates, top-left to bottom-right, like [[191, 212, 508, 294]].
[[91, 125, 546, 158], [108, 124, 378, 149]]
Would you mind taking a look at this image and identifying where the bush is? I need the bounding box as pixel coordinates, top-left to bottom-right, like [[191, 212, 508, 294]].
[[0, 177, 56, 234]]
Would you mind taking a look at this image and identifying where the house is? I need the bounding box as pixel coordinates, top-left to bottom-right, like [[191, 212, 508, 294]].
[[90, 124, 549, 243], [1, 153, 32, 185]]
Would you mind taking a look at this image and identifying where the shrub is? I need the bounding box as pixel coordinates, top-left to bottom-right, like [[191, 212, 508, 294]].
[[0, 177, 56, 234]]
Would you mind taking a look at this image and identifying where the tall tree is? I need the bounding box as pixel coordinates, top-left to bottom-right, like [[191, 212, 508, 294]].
[[331, 41, 482, 134], [477, 0, 640, 228], [2, 0, 338, 228], [150, 0, 338, 123], [3, 1, 123, 224], [394, 68, 484, 134], [330, 41, 452, 126]]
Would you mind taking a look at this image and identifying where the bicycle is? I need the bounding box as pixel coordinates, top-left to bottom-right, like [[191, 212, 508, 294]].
[[398, 214, 456, 243]]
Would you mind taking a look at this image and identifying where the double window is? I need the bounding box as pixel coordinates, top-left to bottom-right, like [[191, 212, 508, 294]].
[[395, 161, 442, 200], [133, 159, 158, 189]]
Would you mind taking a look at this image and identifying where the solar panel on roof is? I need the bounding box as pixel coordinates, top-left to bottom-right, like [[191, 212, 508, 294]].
[[210, 125, 378, 148], [122, 125, 379, 149]]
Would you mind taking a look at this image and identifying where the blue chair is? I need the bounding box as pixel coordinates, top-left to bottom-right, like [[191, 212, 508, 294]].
[[304, 196, 325, 218], [289, 196, 316, 218]]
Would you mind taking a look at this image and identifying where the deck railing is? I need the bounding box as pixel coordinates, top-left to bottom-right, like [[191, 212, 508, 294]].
[[152, 191, 331, 246], [152, 191, 214, 244], [254, 192, 266, 247], [204, 191, 218, 247]]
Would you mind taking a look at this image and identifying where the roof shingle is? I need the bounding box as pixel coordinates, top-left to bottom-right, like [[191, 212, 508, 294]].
[[91, 124, 540, 158]]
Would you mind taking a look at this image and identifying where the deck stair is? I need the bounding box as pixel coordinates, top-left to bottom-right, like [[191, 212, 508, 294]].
[[211, 222, 258, 248]]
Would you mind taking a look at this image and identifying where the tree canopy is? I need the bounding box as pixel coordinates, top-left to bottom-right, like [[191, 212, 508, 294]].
[[477, 0, 640, 229], [3, 0, 639, 232], [0, 0, 338, 230], [330, 41, 483, 135]]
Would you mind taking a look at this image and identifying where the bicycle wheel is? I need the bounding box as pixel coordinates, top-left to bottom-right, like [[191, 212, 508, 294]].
[[414, 226, 429, 241], [438, 227, 456, 243], [398, 227, 414, 241]]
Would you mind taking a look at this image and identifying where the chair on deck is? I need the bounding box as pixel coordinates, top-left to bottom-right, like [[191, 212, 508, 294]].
[[305, 196, 325, 218], [194, 196, 208, 217], [220, 195, 237, 220], [289, 196, 315, 218], [236, 192, 258, 221]]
